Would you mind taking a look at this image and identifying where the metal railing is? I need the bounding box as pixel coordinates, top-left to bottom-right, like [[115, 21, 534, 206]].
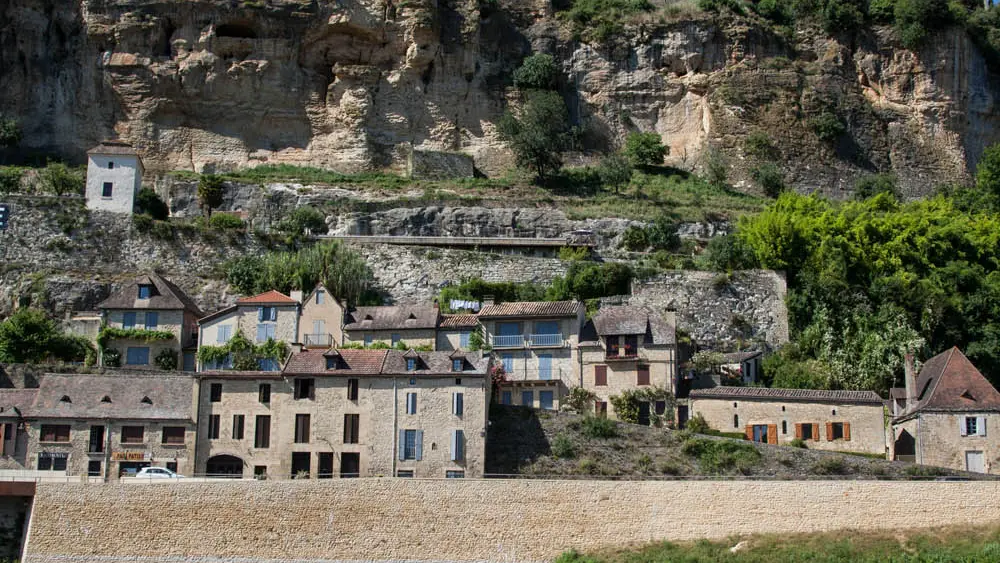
[[529, 333, 563, 347], [492, 335, 525, 348], [87, 442, 104, 454], [303, 333, 333, 347]]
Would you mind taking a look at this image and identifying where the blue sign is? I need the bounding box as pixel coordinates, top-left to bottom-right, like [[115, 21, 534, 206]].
[[0, 204, 8, 231]]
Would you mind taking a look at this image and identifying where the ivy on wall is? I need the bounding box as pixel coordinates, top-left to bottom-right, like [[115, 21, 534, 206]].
[[609, 387, 676, 426], [196, 332, 288, 371]]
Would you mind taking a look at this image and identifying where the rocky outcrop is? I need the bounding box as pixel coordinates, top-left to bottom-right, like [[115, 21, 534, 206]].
[[2, 1, 998, 195]]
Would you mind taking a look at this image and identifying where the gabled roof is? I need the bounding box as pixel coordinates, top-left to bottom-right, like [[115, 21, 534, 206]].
[[343, 305, 439, 331], [902, 347, 1000, 416], [0, 389, 39, 416], [301, 284, 340, 307], [283, 349, 388, 376], [236, 290, 298, 305], [690, 386, 884, 405], [87, 139, 139, 156], [578, 319, 600, 347], [198, 305, 237, 325], [30, 373, 197, 421], [592, 306, 675, 345], [97, 273, 203, 315], [382, 350, 488, 376], [477, 301, 581, 318], [720, 350, 764, 364], [439, 314, 480, 328]]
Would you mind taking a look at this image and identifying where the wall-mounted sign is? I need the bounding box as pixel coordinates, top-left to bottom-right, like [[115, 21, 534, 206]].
[[111, 451, 151, 461]]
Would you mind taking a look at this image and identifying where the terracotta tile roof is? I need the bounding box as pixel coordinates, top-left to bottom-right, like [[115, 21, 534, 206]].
[[592, 305, 675, 345], [439, 314, 480, 328], [196, 371, 284, 380], [343, 305, 439, 331], [0, 389, 39, 415], [690, 386, 884, 404], [87, 139, 139, 156], [477, 301, 581, 318], [382, 350, 489, 376], [236, 290, 298, 305], [903, 347, 1000, 415], [283, 349, 388, 376], [30, 373, 197, 420], [98, 272, 203, 315]]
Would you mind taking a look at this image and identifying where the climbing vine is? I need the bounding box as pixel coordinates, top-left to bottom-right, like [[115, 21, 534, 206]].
[[609, 387, 676, 426], [196, 332, 288, 371], [96, 327, 174, 351]]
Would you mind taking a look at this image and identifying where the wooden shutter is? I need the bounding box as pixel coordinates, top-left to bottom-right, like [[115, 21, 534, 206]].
[[812, 423, 820, 441], [453, 393, 464, 416], [979, 417, 988, 437], [637, 366, 650, 386], [795, 423, 803, 439], [960, 417, 968, 436], [767, 424, 778, 445], [257, 307, 264, 321], [415, 430, 424, 461], [595, 366, 607, 386], [397, 430, 406, 461], [826, 422, 834, 441], [843, 422, 851, 441], [745, 425, 753, 441], [0, 423, 5, 456]]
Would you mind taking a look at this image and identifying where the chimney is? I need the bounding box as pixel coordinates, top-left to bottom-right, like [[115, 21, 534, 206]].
[[482, 295, 495, 307], [290, 290, 304, 303], [904, 353, 916, 410]]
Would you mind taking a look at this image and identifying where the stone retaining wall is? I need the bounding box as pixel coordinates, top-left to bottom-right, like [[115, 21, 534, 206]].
[[22, 479, 1000, 562]]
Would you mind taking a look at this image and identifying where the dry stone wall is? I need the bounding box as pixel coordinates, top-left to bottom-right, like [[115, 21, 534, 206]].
[[23, 479, 1000, 562]]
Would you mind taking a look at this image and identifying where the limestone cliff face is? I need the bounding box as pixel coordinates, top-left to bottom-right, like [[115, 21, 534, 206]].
[[2, 0, 998, 195]]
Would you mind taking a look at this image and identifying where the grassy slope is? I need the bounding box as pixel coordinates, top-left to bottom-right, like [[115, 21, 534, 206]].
[[485, 405, 984, 479], [555, 524, 1000, 562]]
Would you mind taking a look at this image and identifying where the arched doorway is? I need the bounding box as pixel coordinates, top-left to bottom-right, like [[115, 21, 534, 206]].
[[894, 430, 916, 462], [206, 455, 244, 478]]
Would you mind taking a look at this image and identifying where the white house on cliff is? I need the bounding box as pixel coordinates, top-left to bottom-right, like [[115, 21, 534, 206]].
[[85, 139, 143, 214]]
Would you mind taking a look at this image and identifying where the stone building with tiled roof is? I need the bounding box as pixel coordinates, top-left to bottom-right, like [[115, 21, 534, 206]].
[[689, 386, 887, 455], [342, 305, 440, 349], [891, 347, 1000, 473], [85, 139, 144, 214], [436, 314, 480, 353], [97, 273, 203, 371], [197, 290, 301, 372]]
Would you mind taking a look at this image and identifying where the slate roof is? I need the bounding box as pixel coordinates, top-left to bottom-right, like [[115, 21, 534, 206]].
[[689, 386, 884, 405], [439, 314, 480, 328], [198, 305, 237, 325], [343, 305, 439, 331], [720, 350, 764, 364], [591, 306, 675, 345], [283, 349, 388, 376], [578, 319, 600, 347], [0, 389, 39, 416], [382, 350, 489, 376], [98, 273, 203, 315], [87, 139, 139, 156], [30, 373, 197, 421], [477, 301, 581, 318], [236, 290, 298, 305], [900, 347, 1000, 417]]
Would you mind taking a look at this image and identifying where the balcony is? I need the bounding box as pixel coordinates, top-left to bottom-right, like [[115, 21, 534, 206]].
[[493, 335, 526, 349], [304, 333, 333, 348], [529, 333, 563, 347]]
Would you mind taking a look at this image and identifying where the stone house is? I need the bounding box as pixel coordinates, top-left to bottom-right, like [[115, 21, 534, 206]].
[[0, 389, 39, 471], [97, 273, 203, 371], [196, 348, 490, 479], [719, 350, 764, 386], [689, 387, 887, 455], [342, 305, 439, 349], [486, 300, 584, 411], [297, 284, 345, 349], [578, 306, 677, 421], [891, 347, 1000, 473], [435, 314, 480, 352], [17, 373, 199, 479], [85, 140, 144, 214], [197, 290, 300, 371]]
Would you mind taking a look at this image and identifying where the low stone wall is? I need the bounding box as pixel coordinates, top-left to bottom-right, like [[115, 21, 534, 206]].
[[23, 479, 1000, 562]]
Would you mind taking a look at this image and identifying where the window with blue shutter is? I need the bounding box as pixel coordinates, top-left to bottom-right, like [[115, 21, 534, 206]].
[[501, 391, 512, 405], [415, 430, 423, 460], [452, 359, 463, 372], [401, 429, 418, 460], [538, 354, 553, 380], [126, 347, 149, 365], [123, 312, 136, 330], [258, 358, 279, 372], [451, 429, 464, 462], [459, 331, 470, 348], [406, 393, 417, 414], [217, 325, 232, 343], [137, 285, 152, 299], [501, 354, 514, 373], [364, 335, 373, 346], [521, 390, 533, 407], [256, 323, 275, 343], [144, 312, 158, 330], [453, 393, 464, 416], [406, 358, 416, 371], [392, 334, 401, 346], [539, 390, 554, 410]]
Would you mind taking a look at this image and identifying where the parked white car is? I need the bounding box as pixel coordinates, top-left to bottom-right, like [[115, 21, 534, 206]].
[[135, 467, 183, 479]]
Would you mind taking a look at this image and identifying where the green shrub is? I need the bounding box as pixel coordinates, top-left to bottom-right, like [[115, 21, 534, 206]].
[[744, 130, 779, 160], [0, 167, 23, 195], [513, 53, 561, 90], [40, 162, 84, 196], [556, 0, 655, 42], [0, 115, 21, 149], [681, 436, 761, 474], [704, 147, 728, 188], [821, 0, 864, 34], [209, 213, 245, 230], [904, 464, 948, 478], [812, 455, 851, 475], [789, 438, 808, 448], [154, 349, 178, 370], [685, 413, 711, 434], [596, 153, 633, 193], [135, 188, 169, 220], [697, 234, 759, 271], [546, 261, 634, 301], [810, 111, 846, 142], [751, 163, 786, 198], [658, 461, 683, 475], [580, 416, 619, 439], [563, 387, 597, 414], [868, 0, 895, 22], [197, 174, 225, 216], [854, 174, 900, 200], [620, 225, 649, 251], [103, 348, 122, 367], [755, 0, 794, 24], [635, 453, 653, 472], [623, 132, 668, 167], [497, 90, 575, 183], [552, 433, 576, 459], [558, 246, 591, 261], [894, 0, 951, 50]]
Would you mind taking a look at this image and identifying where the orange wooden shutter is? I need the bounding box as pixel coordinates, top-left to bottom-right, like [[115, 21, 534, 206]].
[[767, 424, 778, 444], [745, 425, 753, 441], [594, 366, 607, 386], [812, 423, 820, 441], [795, 423, 803, 439], [826, 422, 834, 441], [0, 423, 5, 456], [843, 422, 851, 441]]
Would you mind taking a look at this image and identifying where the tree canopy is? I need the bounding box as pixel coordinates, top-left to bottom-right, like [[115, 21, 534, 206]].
[[497, 90, 575, 183]]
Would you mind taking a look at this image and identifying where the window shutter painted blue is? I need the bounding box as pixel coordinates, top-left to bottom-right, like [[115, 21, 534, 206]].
[[398, 430, 406, 461], [270, 307, 277, 321], [457, 430, 464, 461], [415, 430, 423, 460], [961, 418, 969, 436], [979, 417, 987, 437], [257, 307, 264, 321], [451, 430, 458, 461], [256, 324, 267, 343], [453, 393, 464, 416]]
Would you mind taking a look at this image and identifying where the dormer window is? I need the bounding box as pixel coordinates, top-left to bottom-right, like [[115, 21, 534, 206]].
[[326, 356, 339, 370], [452, 359, 463, 372], [406, 358, 417, 371], [60, 395, 71, 403], [407, 313, 416, 320], [141, 396, 153, 405], [138, 284, 154, 299], [108, 161, 115, 169], [101, 396, 112, 403], [364, 314, 373, 321]]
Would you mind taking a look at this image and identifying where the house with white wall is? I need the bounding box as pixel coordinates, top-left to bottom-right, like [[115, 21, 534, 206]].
[[85, 140, 144, 214]]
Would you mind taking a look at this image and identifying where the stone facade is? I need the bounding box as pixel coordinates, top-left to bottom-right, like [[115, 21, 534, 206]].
[[893, 413, 1000, 473], [198, 299, 300, 370], [102, 310, 192, 369], [407, 149, 475, 180], [343, 328, 436, 349], [22, 480, 1000, 562], [580, 352, 676, 419], [85, 150, 142, 215], [690, 391, 887, 455], [297, 285, 344, 348]]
